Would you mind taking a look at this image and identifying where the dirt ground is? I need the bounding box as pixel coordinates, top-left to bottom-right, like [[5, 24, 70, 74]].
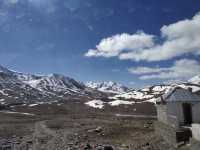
[[0, 100, 184, 150]]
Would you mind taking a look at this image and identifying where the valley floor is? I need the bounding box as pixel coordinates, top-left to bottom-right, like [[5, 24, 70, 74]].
[[0, 100, 190, 150]]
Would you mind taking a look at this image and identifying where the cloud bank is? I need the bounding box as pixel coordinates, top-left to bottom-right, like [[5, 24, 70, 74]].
[[85, 32, 154, 58], [85, 12, 200, 62], [128, 59, 200, 80]]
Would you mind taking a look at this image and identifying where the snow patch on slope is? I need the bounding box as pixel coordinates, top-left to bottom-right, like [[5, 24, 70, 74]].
[[109, 100, 135, 106], [85, 100, 105, 109], [85, 99, 149, 109]]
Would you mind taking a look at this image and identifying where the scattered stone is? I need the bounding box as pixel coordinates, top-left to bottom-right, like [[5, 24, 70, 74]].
[[67, 142, 74, 146], [144, 124, 150, 128], [84, 143, 93, 150], [120, 144, 129, 149], [103, 145, 114, 150], [88, 126, 103, 133], [95, 145, 103, 150]]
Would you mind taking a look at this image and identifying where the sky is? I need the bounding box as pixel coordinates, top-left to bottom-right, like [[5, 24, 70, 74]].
[[0, 0, 200, 88]]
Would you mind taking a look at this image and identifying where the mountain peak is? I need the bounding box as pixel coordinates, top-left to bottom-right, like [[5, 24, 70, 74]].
[[86, 81, 129, 94], [48, 73, 65, 78], [0, 65, 90, 104], [0, 65, 12, 74], [189, 75, 200, 84]]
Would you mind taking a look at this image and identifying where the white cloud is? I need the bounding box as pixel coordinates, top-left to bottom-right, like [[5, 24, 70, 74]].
[[128, 66, 167, 75], [129, 59, 200, 80], [84, 32, 155, 57], [163, 79, 184, 85], [120, 12, 200, 61], [85, 12, 200, 62]]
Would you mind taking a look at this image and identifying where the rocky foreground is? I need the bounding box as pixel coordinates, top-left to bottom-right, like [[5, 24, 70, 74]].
[[0, 100, 191, 150]]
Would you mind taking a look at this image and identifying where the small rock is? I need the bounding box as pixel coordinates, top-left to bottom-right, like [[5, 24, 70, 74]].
[[121, 144, 129, 149], [88, 126, 103, 133], [103, 145, 114, 150], [144, 124, 150, 128], [67, 142, 74, 146], [84, 143, 92, 150]]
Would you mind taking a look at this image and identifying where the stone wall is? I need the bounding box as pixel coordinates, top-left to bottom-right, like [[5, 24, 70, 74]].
[[156, 105, 168, 124], [167, 102, 200, 127], [155, 121, 178, 146], [167, 102, 183, 129], [156, 103, 185, 129], [155, 121, 191, 147]]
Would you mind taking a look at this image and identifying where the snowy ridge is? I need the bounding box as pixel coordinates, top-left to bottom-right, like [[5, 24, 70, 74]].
[[109, 82, 200, 104], [86, 81, 129, 94], [23, 73, 86, 94], [0, 65, 103, 104], [189, 75, 200, 84], [85, 79, 200, 109], [0, 65, 12, 74]]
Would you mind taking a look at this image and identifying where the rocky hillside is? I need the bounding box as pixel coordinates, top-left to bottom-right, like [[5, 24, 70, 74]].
[[0, 65, 105, 105]]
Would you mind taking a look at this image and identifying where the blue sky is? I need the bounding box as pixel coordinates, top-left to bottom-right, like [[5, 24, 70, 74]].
[[0, 0, 200, 88]]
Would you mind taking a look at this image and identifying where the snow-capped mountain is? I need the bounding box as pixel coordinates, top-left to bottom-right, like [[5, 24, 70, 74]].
[[109, 79, 200, 104], [0, 65, 104, 105], [189, 75, 200, 84], [86, 81, 130, 94], [21, 73, 86, 94], [1, 64, 200, 107], [84, 75, 200, 109]]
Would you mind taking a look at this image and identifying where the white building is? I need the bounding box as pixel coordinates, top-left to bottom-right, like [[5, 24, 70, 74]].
[[155, 87, 200, 145]]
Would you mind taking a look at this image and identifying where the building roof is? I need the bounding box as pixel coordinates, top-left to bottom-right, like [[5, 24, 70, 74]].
[[160, 87, 200, 103]]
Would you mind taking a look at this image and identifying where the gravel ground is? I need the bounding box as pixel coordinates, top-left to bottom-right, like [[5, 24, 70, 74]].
[[0, 100, 177, 150]]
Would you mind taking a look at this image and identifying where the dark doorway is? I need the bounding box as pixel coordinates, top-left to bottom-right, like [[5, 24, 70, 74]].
[[182, 103, 193, 125]]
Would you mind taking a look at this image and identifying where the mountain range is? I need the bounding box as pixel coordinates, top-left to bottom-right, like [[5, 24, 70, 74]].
[[110, 78, 200, 103], [0, 65, 200, 106], [0, 65, 105, 105]]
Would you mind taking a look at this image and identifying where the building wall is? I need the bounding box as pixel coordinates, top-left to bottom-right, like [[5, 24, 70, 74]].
[[156, 103, 182, 128], [156, 105, 168, 125], [192, 123, 200, 142], [154, 121, 178, 145], [156, 102, 200, 129], [167, 103, 184, 129], [167, 102, 200, 128], [155, 121, 191, 146]]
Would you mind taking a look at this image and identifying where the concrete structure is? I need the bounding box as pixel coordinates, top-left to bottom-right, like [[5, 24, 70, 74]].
[[156, 87, 200, 129], [155, 87, 200, 146], [192, 124, 200, 142]]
